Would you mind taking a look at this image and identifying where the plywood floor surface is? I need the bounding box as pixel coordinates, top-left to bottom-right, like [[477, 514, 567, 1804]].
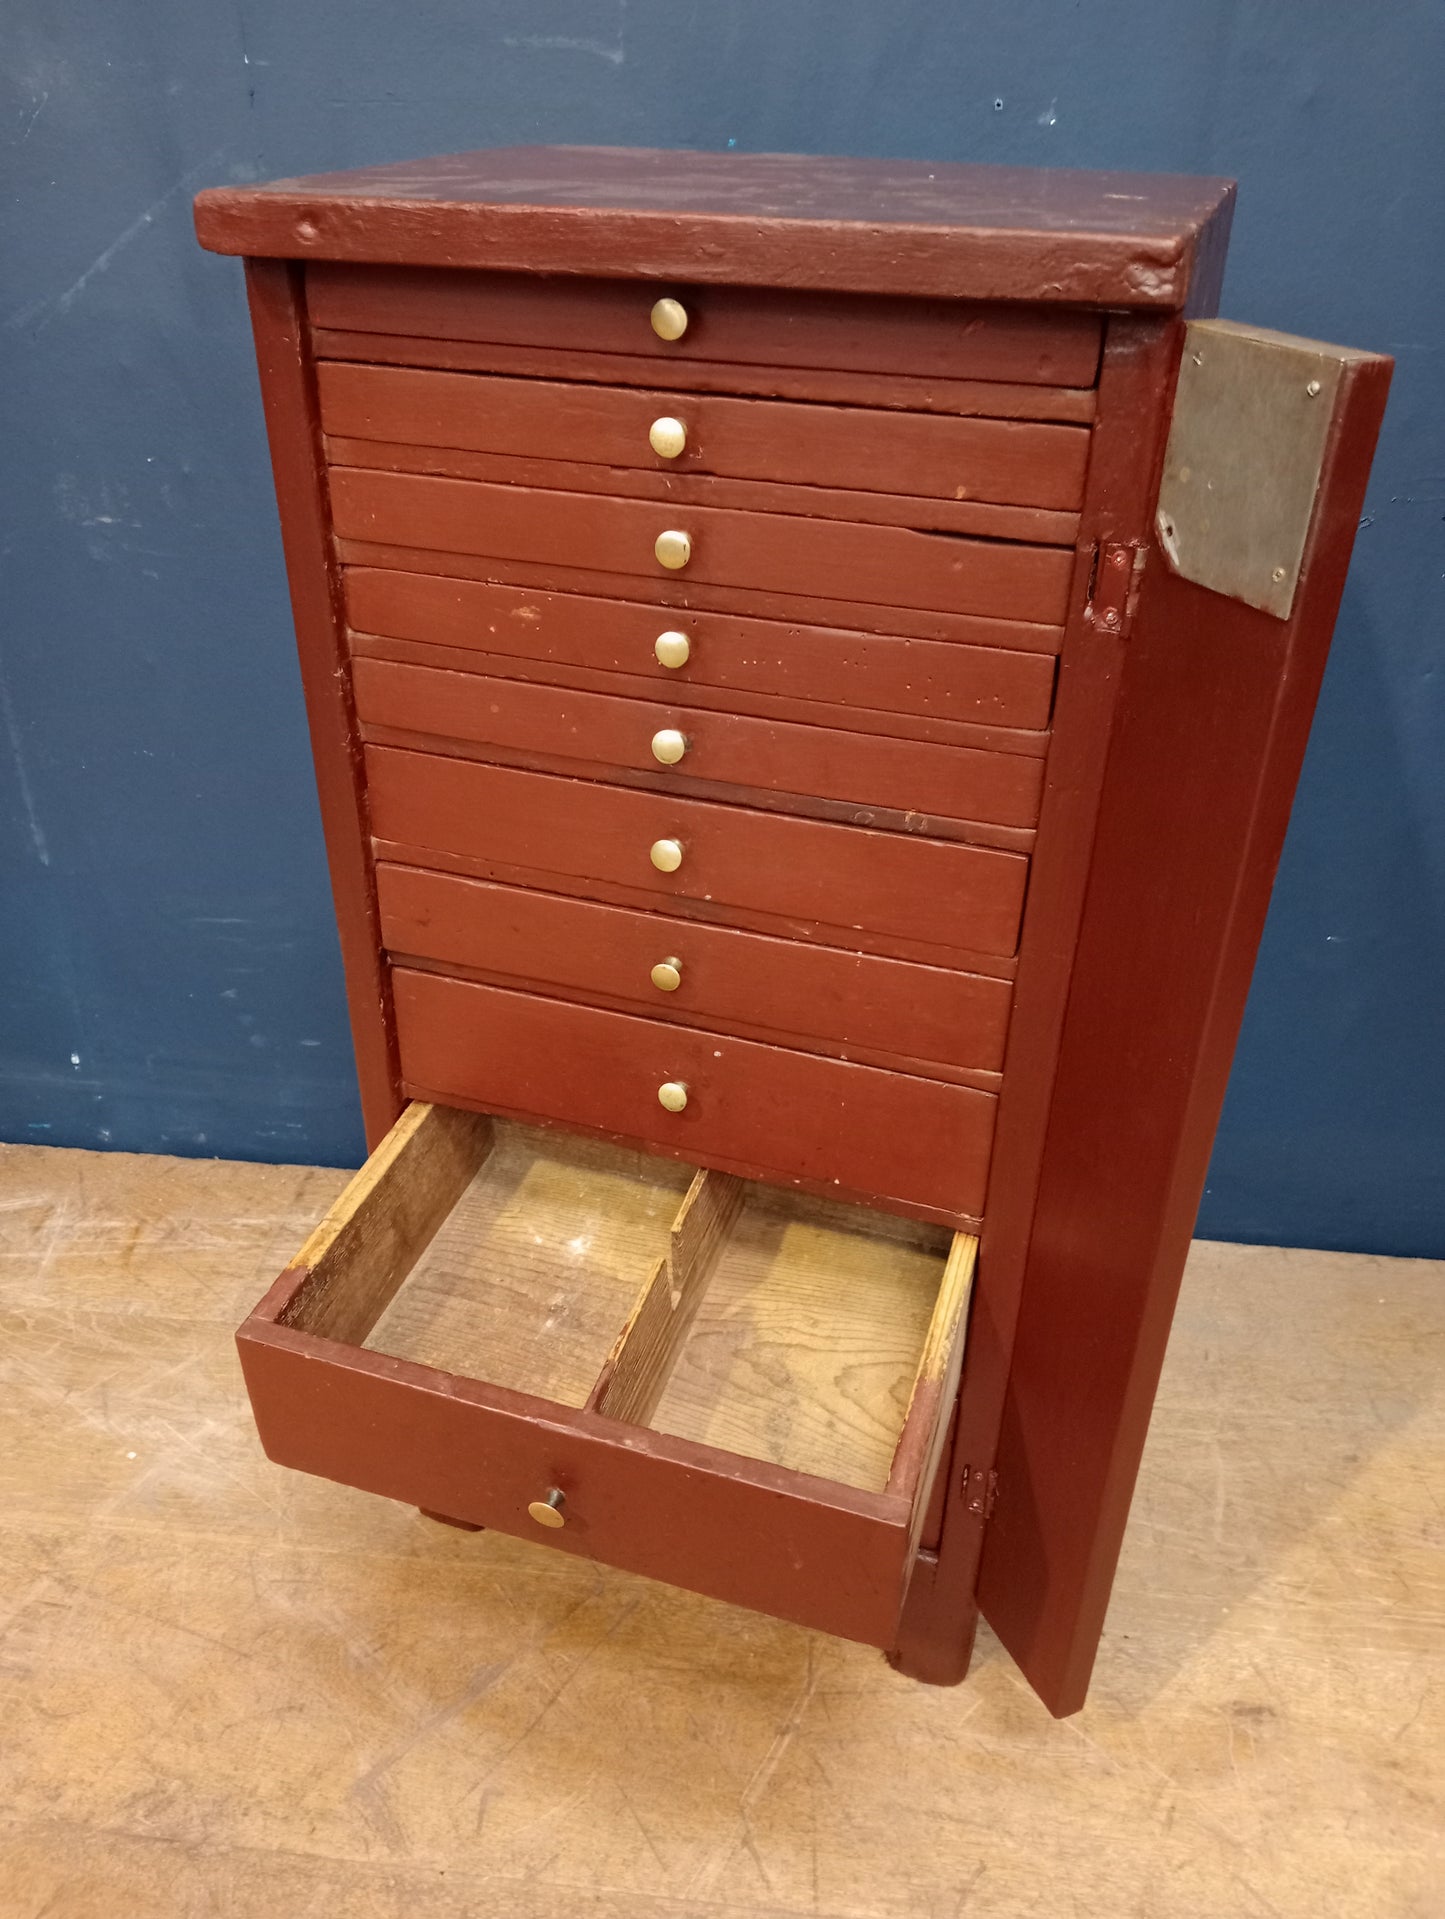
[[0, 1141, 1439, 1919]]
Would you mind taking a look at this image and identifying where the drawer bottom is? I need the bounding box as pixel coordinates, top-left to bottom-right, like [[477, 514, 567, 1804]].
[[238, 1104, 975, 1645]]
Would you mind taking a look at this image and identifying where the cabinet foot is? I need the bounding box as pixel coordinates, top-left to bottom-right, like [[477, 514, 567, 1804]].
[[886, 1584, 978, 1685]]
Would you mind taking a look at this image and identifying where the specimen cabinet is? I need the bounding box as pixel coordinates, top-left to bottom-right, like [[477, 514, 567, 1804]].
[[195, 147, 1389, 1714]]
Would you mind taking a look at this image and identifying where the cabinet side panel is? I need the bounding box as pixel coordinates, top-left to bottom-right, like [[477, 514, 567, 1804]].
[[242, 259, 401, 1145], [977, 352, 1391, 1715], [890, 313, 1185, 1685]]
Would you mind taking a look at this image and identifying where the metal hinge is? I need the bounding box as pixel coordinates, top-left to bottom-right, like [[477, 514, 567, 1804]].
[[1085, 540, 1144, 638], [964, 1466, 999, 1522]]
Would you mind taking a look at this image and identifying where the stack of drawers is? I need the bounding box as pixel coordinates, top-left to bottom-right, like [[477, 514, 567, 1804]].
[[308, 264, 1102, 1225], [198, 149, 1392, 1709]]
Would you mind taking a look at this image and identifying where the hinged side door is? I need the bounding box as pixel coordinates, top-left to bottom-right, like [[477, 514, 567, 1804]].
[[978, 321, 1391, 1715]]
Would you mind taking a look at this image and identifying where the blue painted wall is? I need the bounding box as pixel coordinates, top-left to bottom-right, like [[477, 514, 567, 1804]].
[[3, 3, 1441, 1253]]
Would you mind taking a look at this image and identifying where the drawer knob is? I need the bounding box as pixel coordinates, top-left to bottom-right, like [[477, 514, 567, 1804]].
[[527, 1488, 567, 1529], [654, 630, 691, 669], [654, 528, 692, 570], [650, 837, 684, 872], [657, 1080, 689, 1113], [650, 297, 689, 341], [650, 957, 683, 993], [651, 727, 687, 765], [648, 415, 687, 459]]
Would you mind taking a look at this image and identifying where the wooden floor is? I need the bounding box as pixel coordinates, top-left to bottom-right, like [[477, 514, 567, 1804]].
[[0, 1142, 1439, 1919]]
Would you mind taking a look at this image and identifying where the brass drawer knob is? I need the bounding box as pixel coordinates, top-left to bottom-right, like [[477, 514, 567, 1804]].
[[651, 728, 687, 765], [654, 528, 692, 570], [650, 957, 683, 993], [648, 415, 687, 459], [650, 297, 689, 341], [527, 1488, 566, 1529], [654, 630, 691, 669], [649, 837, 683, 872], [657, 1080, 689, 1113]]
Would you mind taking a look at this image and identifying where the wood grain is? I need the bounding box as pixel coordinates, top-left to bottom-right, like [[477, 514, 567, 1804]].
[[650, 1185, 953, 1493], [363, 1124, 691, 1408], [6, 1135, 1438, 1917], [889, 1233, 979, 1562], [274, 1101, 492, 1342], [591, 1170, 746, 1427]]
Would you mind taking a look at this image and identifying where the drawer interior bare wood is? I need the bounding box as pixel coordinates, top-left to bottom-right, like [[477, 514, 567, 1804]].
[[646, 1186, 964, 1492], [363, 1125, 694, 1407], [277, 1104, 974, 1501]]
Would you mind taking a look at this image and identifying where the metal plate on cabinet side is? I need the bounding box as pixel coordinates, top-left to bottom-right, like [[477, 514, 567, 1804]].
[[1156, 319, 1370, 620]]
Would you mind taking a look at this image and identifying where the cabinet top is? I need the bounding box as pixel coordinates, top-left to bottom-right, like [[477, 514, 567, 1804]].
[[194, 145, 1235, 310]]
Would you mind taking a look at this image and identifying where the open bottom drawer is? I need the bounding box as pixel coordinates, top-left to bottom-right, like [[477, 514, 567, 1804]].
[[238, 1103, 976, 1645]]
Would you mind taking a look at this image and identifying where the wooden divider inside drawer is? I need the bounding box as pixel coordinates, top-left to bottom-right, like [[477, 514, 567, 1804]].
[[238, 1104, 976, 1645]]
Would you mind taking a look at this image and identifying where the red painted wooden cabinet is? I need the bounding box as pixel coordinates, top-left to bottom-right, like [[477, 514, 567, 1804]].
[[195, 148, 1390, 1715]]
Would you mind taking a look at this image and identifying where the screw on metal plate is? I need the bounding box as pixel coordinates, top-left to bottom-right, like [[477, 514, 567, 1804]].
[[1156, 320, 1348, 619]]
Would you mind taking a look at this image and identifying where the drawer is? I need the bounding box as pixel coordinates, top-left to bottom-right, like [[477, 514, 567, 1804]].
[[346, 569, 1060, 734], [365, 745, 1029, 961], [238, 1106, 976, 1643], [329, 468, 1075, 624], [353, 657, 1046, 830], [376, 864, 1014, 1076], [317, 362, 1091, 511], [308, 262, 1103, 388], [392, 969, 996, 1220]]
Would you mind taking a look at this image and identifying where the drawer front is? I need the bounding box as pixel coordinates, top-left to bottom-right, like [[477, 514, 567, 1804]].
[[345, 569, 1060, 732], [317, 362, 1091, 510], [376, 863, 1014, 1074], [365, 745, 1029, 960], [354, 657, 1046, 830], [242, 1332, 919, 1643], [329, 468, 1075, 624], [237, 1106, 976, 1647], [392, 970, 997, 1218], [308, 263, 1103, 388]]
